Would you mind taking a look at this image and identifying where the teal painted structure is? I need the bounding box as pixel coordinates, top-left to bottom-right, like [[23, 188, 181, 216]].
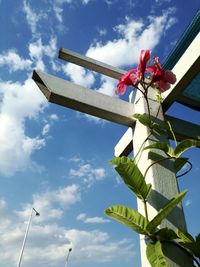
[[163, 10, 200, 111]]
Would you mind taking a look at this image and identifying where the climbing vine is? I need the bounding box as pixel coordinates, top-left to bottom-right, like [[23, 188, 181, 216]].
[[105, 50, 200, 267]]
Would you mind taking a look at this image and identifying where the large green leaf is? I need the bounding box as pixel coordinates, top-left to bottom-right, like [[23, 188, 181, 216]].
[[110, 157, 152, 200], [146, 240, 167, 267], [146, 190, 187, 234], [105, 205, 148, 235], [177, 230, 200, 258], [144, 142, 174, 157], [132, 113, 169, 134], [174, 139, 200, 158], [132, 113, 152, 127], [152, 122, 169, 134], [177, 229, 194, 242], [156, 228, 178, 241], [109, 156, 133, 165], [174, 158, 189, 174]]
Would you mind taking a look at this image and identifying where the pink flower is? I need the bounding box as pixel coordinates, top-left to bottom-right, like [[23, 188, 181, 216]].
[[115, 50, 176, 95], [156, 70, 176, 92], [115, 69, 138, 95], [149, 57, 176, 92], [115, 50, 151, 95], [138, 50, 151, 80]]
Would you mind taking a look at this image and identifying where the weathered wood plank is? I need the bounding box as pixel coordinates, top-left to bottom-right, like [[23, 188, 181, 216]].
[[59, 48, 125, 79], [32, 70, 136, 127]]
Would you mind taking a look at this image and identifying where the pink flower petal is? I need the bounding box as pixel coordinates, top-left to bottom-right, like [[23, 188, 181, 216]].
[[164, 70, 176, 84], [157, 80, 170, 92]]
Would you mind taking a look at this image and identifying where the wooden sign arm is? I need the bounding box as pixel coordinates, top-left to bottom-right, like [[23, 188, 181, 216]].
[[115, 117, 200, 157], [59, 48, 125, 79], [32, 70, 135, 127]]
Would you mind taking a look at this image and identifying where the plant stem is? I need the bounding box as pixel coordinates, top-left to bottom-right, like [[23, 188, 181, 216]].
[[144, 94, 151, 121], [143, 200, 149, 222], [144, 156, 174, 178], [167, 120, 177, 146], [176, 160, 193, 178], [133, 131, 153, 162]]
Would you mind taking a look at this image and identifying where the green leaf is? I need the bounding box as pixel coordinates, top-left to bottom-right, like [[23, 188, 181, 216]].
[[146, 240, 167, 267], [105, 205, 148, 235], [111, 157, 152, 200], [174, 158, 189, 174], [152, 122, 169, 134], [109, 156, 133, 165], [177, 229, 195, 242], [174, 139, 200, 158], [177, 230, 200, 258], [143, 142, 174, 157], [146, 190, 187, 234], [156, 228, 178, 241], [132, 113, 152, 127]]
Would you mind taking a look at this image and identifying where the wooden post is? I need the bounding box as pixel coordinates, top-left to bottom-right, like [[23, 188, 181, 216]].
[[132, 88, 193, 266]]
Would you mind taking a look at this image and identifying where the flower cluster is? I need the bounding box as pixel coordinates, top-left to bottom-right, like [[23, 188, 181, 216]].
[[115, 50, 176, 96]]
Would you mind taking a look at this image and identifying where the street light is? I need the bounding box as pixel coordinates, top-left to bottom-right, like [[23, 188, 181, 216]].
[[65, 247, 72, 267], [17, 208, 40, 267]]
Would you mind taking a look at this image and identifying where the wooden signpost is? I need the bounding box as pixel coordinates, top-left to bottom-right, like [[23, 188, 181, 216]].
[[32, 31, 200, 266]]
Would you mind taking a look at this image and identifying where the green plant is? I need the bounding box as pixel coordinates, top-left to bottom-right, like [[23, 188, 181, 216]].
[[105, 50, 200, 266]]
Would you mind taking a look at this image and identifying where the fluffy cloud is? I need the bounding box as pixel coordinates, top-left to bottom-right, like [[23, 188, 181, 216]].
[[65, 229, 134, 263], [86, 10, 176, 68], [69, 163, 106, 187], [23, 0, 43, 36], [0, 219, 134, 267], [17, 184, 81, 222], [62, 63, 95, 88], [29, 37, 58, 71], [42, 123, 51, 136], [0, 78, 46, 176], [0, 192, 134, 267], [77, 213, 110, 223], [0, 50, 32, 72]]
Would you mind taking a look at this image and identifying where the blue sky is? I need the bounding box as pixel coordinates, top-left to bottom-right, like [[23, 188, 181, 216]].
[[0, 1, 199, 267]]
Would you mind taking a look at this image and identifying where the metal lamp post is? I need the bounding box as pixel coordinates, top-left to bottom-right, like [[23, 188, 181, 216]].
[[17, 208, 40, 267], [65, 248, 72, 267]]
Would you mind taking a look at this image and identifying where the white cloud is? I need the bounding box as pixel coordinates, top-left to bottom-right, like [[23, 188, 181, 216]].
[[53, 4, 63, 23], [0, 50, 32, 72], [0, 78, 46, 176], [29, 37, 58, 72], [98, 28, 107, 36], [69, 163, 106, 187], [49, 114, 59, 121], [17, 184, 81, 222], [79, 113, 107, 124], [81, 0, 92, 5], [65, 229, 134, 263], [0, 215, 134, 267], [0, 199, 6, 210], [23, 0, 43, 36], [42, 123, 50, 136], [86, 10, 177, 68], [68, 154, 83, 163], [77, 213, 110, 223], [155, 0, 172, 3], [185, 199, 192, 207], [62, 63, 95, 88], [97, 76, 117, 97]]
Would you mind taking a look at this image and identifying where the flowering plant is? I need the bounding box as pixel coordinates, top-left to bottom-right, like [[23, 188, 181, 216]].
[[115, 50, 176, 96], [105, 50, 200, 267]]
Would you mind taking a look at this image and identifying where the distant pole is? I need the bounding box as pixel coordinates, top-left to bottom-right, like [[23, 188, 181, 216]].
[[65, 248, 72, 267], [17, 208, 40, 267]]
